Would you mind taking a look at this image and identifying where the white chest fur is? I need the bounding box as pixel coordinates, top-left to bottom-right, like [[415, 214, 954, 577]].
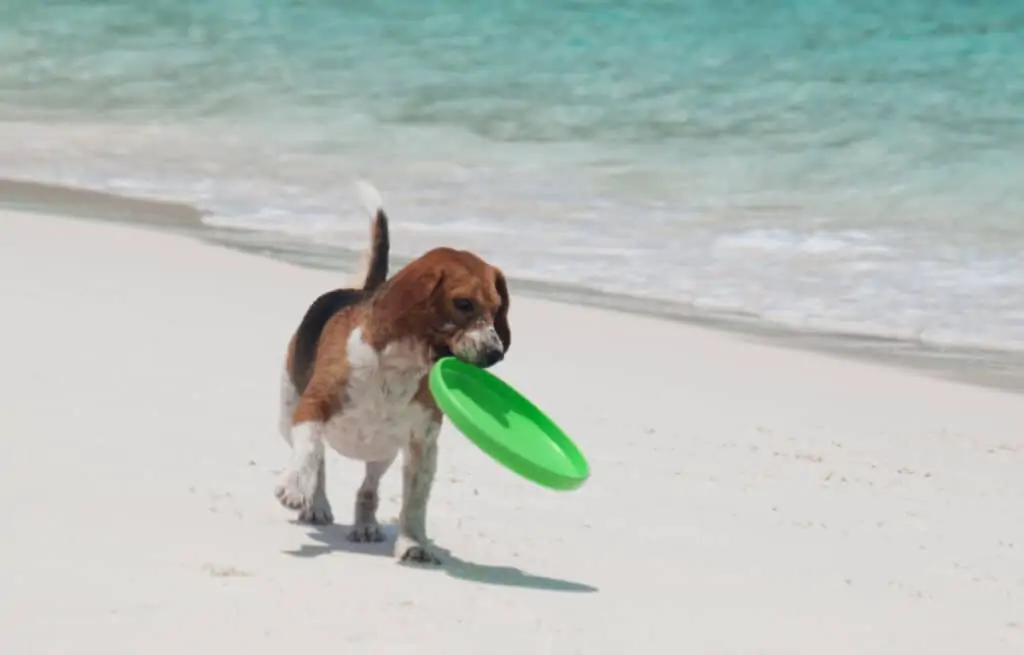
[[321, 328, 435, 462]]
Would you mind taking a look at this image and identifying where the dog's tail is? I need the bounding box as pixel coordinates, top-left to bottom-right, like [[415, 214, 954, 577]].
[[350, 180, 390, 292]]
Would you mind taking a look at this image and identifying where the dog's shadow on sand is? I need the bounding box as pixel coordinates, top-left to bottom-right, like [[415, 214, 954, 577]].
[[284, 522, 598, 593]]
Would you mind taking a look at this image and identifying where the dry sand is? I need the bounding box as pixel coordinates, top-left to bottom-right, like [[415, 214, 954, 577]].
[[1, 210, 1022, 654]]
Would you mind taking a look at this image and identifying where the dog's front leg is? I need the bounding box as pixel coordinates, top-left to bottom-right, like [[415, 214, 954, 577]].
[[394, 423, 441, 564]]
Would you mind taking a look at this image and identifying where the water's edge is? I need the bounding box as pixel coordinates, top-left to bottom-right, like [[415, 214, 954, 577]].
[[5, 177, 1021, 395]]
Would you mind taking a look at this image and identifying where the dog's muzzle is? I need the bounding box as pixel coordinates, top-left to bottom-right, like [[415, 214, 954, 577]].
[[454, 324, 505, 368], [481, 344, 504, 368]]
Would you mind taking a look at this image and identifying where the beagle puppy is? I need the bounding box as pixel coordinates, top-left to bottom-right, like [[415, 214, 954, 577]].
[[275, 183, 511, 564]]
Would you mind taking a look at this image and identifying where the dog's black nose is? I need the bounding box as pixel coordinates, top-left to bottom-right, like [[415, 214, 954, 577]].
[[482, 348, 504, 367]]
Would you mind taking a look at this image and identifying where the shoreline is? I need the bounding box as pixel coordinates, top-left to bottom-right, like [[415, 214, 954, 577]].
[[3, 175, 1021, 394]]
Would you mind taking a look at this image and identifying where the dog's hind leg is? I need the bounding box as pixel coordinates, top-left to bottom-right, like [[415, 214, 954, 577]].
[[276, 382, 334, 526], [295, 458, 332, 525], [348, 456, 395, 543], [278, 364, 300, 442]]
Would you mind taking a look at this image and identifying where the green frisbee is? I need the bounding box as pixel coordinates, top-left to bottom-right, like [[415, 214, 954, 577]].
[[428, 357, 589, 491]]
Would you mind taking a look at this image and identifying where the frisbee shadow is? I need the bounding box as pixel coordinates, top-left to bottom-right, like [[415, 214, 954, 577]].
[[434, 547, 598, 593]]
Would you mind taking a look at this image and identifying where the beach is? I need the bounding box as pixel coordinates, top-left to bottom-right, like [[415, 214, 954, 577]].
[[1, 208, 1022, 654]]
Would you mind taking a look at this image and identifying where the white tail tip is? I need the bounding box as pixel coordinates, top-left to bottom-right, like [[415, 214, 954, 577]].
[[355, 179, 384, 217]]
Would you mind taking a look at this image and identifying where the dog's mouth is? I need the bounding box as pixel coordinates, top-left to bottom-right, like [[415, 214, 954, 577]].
[[433, 344, 453, 361]]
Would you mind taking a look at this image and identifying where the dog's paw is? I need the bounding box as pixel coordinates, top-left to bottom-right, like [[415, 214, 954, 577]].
[[274, 469, 317, 511], [347, 522, 386, 543], [394, 534, 441, 565], [297, 497, 333, 525]]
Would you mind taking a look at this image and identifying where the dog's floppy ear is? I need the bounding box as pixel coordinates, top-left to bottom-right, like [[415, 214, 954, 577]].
[[429, 269, 446, 299], [372, 262, 446, 335], [493, 268, 511, 354]]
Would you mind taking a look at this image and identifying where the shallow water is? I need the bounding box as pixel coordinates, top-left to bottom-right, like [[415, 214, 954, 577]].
[[2, 0, 1022, 350]]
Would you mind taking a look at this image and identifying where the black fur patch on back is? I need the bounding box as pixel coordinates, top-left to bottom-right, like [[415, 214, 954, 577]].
[[290, 288, 365, 392]]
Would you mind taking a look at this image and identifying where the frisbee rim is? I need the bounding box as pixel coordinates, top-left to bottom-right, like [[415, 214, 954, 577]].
[[428, 357, 589, 491]]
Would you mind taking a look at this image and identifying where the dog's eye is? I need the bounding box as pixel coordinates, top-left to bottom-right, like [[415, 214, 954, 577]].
[[453, 298, 475, 313]]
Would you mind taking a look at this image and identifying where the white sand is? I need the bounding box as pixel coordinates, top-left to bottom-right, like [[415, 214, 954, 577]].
[[1, 210, 1022, 654]]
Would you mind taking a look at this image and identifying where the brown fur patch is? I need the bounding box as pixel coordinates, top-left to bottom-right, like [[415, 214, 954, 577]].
[[285, 246, 511, 430], [365, 247, 511, 356], [290, 302, 367, 425], [287, 288, 366, 392]]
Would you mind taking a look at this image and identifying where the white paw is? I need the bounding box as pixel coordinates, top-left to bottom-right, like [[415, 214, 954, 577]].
[[274, 468, 317, 512], [297, 497, 333, 525], [347, 522, 386, 543], [394, 534, 441, 565]]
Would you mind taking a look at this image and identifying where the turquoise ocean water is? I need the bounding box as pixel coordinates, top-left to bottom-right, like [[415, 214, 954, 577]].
[[1, 0, 1022, 350]]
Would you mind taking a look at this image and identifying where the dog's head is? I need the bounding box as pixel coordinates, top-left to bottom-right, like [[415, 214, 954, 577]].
[[378, 247, 510, 368]]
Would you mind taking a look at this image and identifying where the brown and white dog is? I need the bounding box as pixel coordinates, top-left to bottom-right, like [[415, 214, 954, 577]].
[[275, 182, 510, 564]]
